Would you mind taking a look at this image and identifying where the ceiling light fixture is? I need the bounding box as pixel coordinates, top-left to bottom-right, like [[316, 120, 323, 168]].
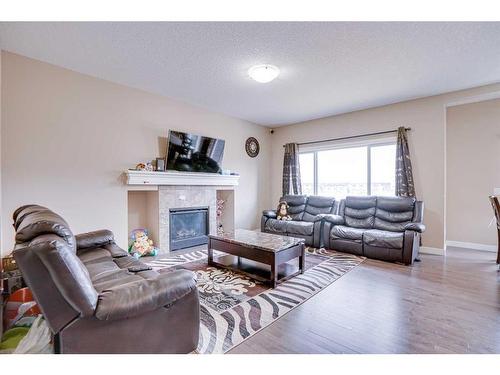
[[248, 64, 280, 83]]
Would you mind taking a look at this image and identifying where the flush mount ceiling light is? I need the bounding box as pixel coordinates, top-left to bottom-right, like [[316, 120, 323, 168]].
[[248, 64, 280, 83]]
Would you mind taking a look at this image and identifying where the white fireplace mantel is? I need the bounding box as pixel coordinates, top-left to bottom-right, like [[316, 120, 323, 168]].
[[125, 169, 240, 187]]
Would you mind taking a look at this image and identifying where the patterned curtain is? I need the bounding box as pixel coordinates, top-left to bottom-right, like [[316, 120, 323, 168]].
[[282, 143, 302, 196], [395, 127, 416, 197]]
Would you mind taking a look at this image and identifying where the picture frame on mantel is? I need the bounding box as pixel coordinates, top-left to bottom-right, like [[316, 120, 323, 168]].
[[156, 157, 166, 171]]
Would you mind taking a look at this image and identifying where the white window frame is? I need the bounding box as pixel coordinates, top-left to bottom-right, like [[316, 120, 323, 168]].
[[299, 135, 397, 196]]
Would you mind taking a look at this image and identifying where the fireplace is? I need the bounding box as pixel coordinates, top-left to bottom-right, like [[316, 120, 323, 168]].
[[169, 207, 209, 251]]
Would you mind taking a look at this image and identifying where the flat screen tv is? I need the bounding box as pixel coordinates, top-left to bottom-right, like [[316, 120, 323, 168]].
[[166, 130, 225, 173]]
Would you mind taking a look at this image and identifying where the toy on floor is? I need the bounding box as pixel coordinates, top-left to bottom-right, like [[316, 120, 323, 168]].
[[128, 229, 158, 258], [276, 201, 292, 221], [3, 288, 41, 331], [1, 288, 47, 354]]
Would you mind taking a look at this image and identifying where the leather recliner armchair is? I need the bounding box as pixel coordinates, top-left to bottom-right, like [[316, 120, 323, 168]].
[[11, 205, 200, 353]]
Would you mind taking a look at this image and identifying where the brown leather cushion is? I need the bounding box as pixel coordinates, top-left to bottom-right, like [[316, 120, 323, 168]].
[[79, 245, 158, 293], [16, 209, 76, 251], [331, 225, 366, 242], [265, 218, 288, 233], [13, 205, 48, 230], [75, 230, 115, 249], [343, 196, 377, 229], [374, 197, 415, 232], [95, 269, 197, 321], [363, 229, 404, 249], [286, 221, 314, 236], [302, 196, 335, 222]]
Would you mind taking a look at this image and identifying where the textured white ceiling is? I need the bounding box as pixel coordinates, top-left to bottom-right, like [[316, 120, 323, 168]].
[[1, 22, 500, 126]]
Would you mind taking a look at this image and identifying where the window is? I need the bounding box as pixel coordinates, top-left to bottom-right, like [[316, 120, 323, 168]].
[[299, 152, 315, 195], [299, 141, 396, 199], [317, 147, 367, 197], [370, 144, 396, 196]]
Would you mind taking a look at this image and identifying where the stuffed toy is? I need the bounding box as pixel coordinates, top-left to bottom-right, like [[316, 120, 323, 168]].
[[135, 162, 154, 171], [128, 229, 158, 258], [276, 201, 292, 221]]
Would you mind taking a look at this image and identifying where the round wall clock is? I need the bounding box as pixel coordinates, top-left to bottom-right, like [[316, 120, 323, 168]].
[[245, 137, 260, 158]]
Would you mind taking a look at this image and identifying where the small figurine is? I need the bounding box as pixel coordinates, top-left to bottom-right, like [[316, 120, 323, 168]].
[[216, 199, 225, 235], [135, 162, 154, 171], [128, 229, 158, 258], [276, 201, 292, 221]]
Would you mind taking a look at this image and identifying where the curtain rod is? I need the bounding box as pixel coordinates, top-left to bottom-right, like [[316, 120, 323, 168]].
[[283, 127, 411, 147]]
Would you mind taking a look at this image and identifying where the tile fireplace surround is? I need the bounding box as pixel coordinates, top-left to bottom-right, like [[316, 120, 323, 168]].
[[159, 185, 217, 253], [126, 170, 238, 254]]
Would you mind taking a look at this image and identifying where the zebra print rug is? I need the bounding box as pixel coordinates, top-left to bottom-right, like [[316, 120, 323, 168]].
[[146, 247, 364, 354]]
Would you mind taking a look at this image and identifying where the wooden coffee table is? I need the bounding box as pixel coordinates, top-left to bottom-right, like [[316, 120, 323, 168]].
[[208, 229, 305, 288]]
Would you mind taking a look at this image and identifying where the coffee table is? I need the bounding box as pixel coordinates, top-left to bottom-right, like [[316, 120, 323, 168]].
[[208, 229, 305, 288]]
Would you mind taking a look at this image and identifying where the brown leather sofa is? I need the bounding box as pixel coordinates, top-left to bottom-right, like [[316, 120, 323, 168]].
[[262, 195, 425, 265], [261, 195, 337, 247], [322, 196, 425, 265], [11, 205, 200, 353]]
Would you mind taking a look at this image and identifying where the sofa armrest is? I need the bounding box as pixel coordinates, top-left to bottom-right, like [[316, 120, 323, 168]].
[[95, 269, 197, 321], [404, 222, 426, 233], [76, 229, 115, 250], [262, 210, 277, 219], [321, 214, 345, 225]]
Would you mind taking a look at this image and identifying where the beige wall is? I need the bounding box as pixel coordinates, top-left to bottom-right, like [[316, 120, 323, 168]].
[[1, 52, 271, 254], [270, 84, 500, 251], [0, 51, 2, 256], [3, 50, 500, 254], [446, 99, 500, 247]]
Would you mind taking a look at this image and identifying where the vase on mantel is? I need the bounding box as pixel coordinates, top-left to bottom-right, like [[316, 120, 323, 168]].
[[216, 199, 225, 235]]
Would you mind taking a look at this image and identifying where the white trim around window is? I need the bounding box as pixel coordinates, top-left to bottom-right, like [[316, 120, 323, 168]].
[[298, 134, 396, 153]]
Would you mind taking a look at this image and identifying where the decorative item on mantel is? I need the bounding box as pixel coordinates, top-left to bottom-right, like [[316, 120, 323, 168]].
[[155, 157, 166, 171], [135, 162, 154, 171], [216, 199, 225, 235]]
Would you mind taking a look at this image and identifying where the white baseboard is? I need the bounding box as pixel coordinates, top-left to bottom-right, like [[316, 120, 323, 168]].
[[446, 240, 497, 253], [419, 246, 445, 256]]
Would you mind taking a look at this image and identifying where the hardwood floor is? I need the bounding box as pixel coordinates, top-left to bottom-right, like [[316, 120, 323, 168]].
[[228, 247, 500, 354]]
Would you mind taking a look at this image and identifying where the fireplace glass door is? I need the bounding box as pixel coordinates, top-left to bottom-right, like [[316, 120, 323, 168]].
[[169, 207, 209, 250]]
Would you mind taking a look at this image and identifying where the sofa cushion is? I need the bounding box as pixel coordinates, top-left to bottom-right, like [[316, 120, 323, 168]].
[[13, 205, 48, 230], [302, 196, 335, 222], [78, 245, 158, 293], [76, 229, 115, 250], [374, 196, 416, 232], [265, 218, 288, 233], [343, 196, 376, 229], [95, 269, 196, 321], [331, 225, 366, 242], [16, 209, 76, 252], [376, 196, 416, 212], [286, 221, 314, 236], [363, 229, 404, 249], [281, 195, 307, 221]]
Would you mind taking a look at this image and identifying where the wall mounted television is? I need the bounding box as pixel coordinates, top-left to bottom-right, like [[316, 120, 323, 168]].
[[166, 130, 225, 173]]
